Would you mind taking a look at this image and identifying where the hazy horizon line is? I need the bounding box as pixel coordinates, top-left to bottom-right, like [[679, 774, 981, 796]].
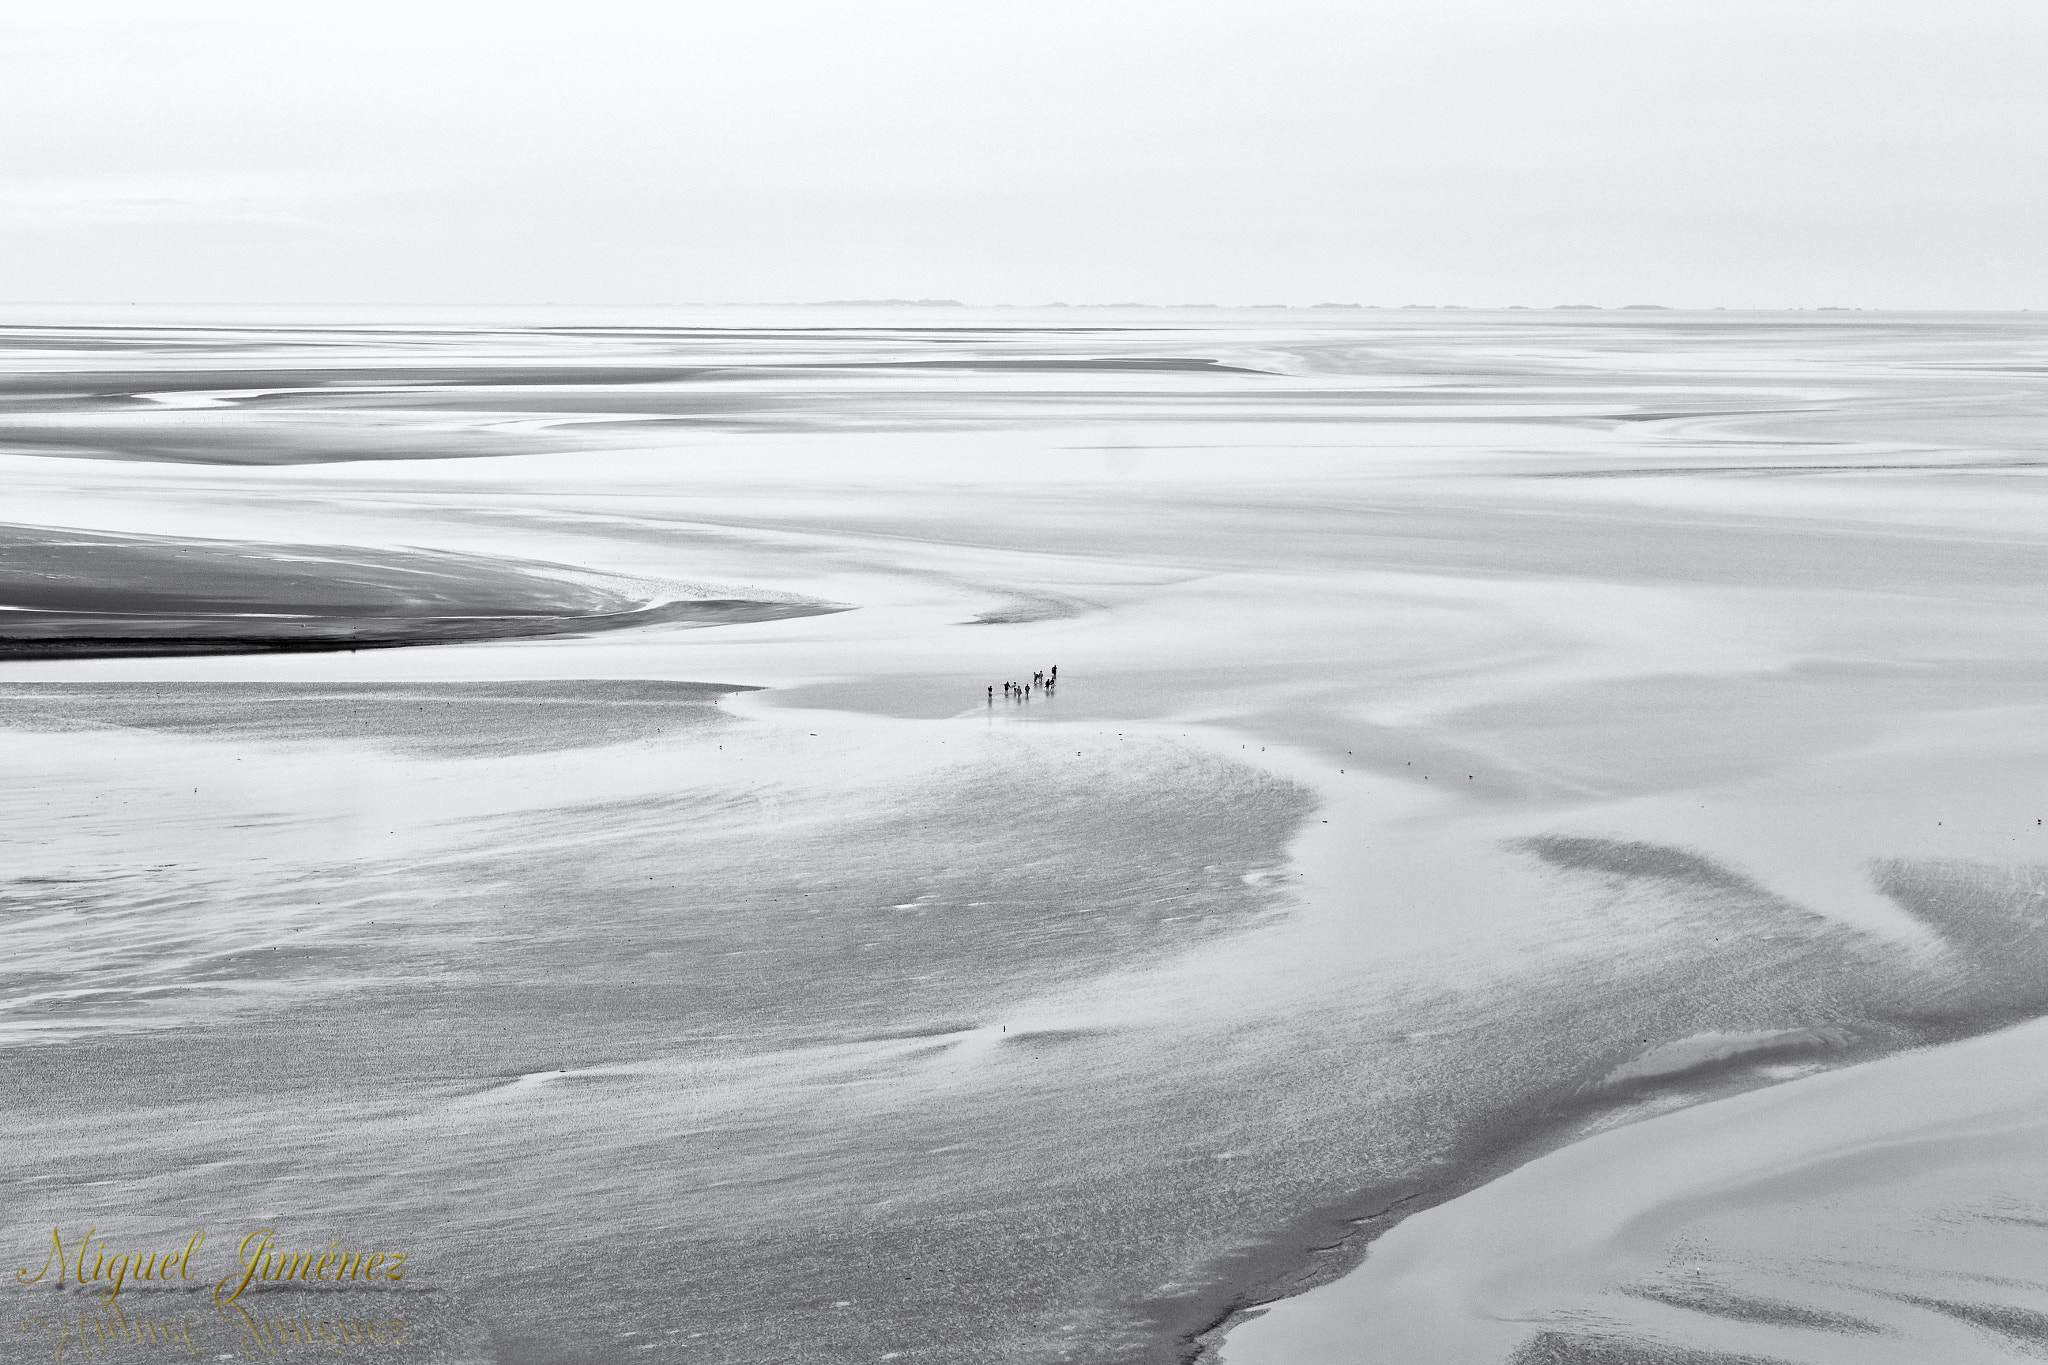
[[0, 300, 2038, 315]]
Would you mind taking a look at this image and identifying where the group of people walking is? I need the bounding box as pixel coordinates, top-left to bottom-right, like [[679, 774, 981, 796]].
[[990, 665, 1057, 704]]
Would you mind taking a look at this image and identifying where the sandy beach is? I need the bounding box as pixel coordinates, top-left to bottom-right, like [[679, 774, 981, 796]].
[[6, 306, 2048, 1362]]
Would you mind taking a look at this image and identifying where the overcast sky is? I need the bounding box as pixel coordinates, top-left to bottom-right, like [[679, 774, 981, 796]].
[[2, 0, 2043, 308]]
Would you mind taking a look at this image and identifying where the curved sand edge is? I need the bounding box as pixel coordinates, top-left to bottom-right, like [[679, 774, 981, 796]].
[[1218, 1015, 2048, 1365]]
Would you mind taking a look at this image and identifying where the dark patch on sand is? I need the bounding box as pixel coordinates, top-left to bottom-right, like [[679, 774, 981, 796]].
[[0, 522, 843, 657], [1893, 1294, 2048, 1345], [0, 680, 755, 756], [1507, 1331, 1795, 1365], [844, 357, 1266, 374], [963, 594, 1096, 625], [0, 364, 723, 404], [0, 599, 832, 659], [1630, 1282, 1884, 1334], [996, 1026, 1114, 1048], [1517, 835, 1771, 897]]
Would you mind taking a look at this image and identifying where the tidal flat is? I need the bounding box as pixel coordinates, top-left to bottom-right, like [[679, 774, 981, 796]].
[[4, 307, 2048, 1363]]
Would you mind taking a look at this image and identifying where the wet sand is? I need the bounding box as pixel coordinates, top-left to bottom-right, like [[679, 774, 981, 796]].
[[1220, 1013, 2048, 1364], [0, 521, 841, 656], [5, 308, 2048, 1363]]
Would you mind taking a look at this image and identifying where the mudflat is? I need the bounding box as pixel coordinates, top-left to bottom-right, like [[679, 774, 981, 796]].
[[5, 308, 2048, 1364]]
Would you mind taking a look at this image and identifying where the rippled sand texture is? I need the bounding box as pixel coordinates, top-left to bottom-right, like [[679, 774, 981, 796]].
[[1222, 1012, 2048, 1365], [5, 309, 2048, 1364]]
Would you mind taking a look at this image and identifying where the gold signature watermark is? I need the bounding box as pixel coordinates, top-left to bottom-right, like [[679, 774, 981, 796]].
[[12, 1229, 425, 1359], [16, 1303, 412, 1362], [16, 1229, 409, 1308]]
